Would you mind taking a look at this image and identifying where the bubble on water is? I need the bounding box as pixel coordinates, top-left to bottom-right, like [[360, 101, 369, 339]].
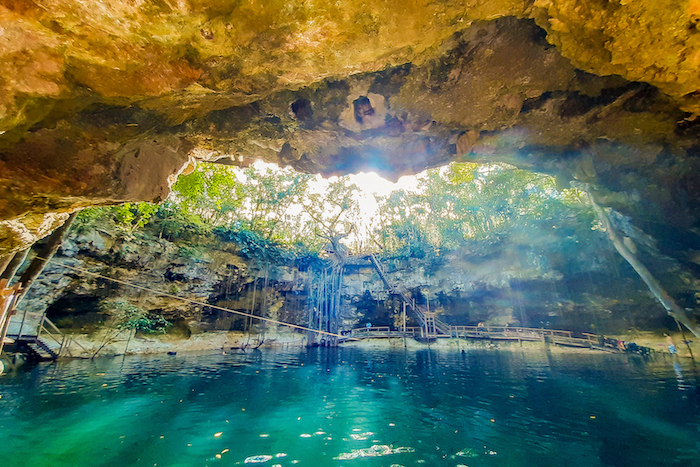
[[334, 444, 414, 460], [456, 448, 479, 458]]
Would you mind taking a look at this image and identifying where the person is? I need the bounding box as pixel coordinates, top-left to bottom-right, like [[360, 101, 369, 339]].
[[665, 333, 677, 355]]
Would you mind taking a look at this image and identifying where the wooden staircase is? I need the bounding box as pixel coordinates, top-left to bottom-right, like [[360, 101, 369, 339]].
[[25, 338, 59, 361], [5, 311, 83, 361], [368, 254, 451, 338]]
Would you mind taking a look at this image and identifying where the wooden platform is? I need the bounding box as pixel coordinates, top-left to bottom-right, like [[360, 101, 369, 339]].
[[341, 325, 603, 349], [4, 311, 78, 361]]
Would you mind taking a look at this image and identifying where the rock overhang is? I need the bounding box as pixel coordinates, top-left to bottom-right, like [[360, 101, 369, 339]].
[[2, 1, 700, 255]]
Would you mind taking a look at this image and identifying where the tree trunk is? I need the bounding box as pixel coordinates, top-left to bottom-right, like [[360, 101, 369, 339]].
[[0, 249, 30, 283], [16, 212, 78, 304], [0, 255, 13, 278], [588, 193, 700, 338]]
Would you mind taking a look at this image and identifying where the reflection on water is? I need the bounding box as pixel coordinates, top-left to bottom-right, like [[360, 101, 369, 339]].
[[0, 348, 699, 467]]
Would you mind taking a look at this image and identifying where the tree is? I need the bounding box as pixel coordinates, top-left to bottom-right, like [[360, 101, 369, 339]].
[[92, 298, 170, 358], [303, 176, 361, 260], [171, 164, 243, 225], [236, 166, 313, 242], [587, 192, 700, 338], [376, 162, 588, 257]]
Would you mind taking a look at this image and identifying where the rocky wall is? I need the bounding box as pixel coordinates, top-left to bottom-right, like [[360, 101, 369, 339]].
[[3, 2, 700, 266]]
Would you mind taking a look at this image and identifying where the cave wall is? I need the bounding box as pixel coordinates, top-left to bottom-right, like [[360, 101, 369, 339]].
[[3, 1, 700, 262], [19, 214, 694, 337], [22, 228, 310, 334]]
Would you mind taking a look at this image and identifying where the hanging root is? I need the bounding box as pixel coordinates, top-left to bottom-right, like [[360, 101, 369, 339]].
[[587, 192, 700, 339]]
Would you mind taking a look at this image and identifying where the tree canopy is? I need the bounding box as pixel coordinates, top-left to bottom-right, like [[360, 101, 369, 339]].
[[75, 161, 596, 264]]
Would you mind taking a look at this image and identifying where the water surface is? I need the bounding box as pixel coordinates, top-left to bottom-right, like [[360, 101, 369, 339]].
[[1, 347, 699, 467]]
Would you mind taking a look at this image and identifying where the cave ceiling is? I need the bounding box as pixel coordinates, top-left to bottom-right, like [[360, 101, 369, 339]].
[[2, 0, 700, 256]]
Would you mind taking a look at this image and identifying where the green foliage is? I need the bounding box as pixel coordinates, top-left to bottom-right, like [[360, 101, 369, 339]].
[[236, 166, 313, 241], [74, 203, 159, 236], [302, 176, 361, 253], [172, 164, 243, 224], [72, 160, 599, 276], [214, 226, 324, 268], [102, 298, 171, 334], [376, 162, 595, 259], [114, 202, 159, 233], [73, 207, 110, 234]]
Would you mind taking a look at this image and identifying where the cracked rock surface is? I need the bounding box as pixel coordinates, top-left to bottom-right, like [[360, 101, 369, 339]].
[[2, 1, 700, 257]]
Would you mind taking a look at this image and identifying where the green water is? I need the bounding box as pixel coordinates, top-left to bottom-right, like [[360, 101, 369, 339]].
[[1, 348, 699, 467]]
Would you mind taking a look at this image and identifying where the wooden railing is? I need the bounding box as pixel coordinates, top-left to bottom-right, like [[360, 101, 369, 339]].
[[348, 326, 423, 339], [368, 254, 451, 336], [345, 324, 600, 348], [0, 284, 19, 355], [37, 315, 87, 358], [6, 310, 86, 358]]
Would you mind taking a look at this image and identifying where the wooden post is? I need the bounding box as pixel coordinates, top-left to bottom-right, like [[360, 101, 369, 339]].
[[403, 302, 407, 347], [15, 212, 78, 306], [402, 302, 406, 334], [0, 249, 29, 283], [16, 307, 28, 341], [0, 283, 20, 356], [37, 312, 47, 340], [0, 255, 12, 278]]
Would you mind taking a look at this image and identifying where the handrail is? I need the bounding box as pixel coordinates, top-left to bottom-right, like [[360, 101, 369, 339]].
[[44, 317, 63, 336], [341, 325, 605, 348], [36, 315, 86, 357], [368, 254, 451, 335], [39, 326, 63, 347], [349, 325, 599, 338]]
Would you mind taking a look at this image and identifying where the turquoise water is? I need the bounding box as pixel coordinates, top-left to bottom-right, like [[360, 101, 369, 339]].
[[1, 347, 699, 467]]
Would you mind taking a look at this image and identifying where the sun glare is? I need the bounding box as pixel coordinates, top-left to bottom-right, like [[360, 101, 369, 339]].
[[245, 160, 425, 249]]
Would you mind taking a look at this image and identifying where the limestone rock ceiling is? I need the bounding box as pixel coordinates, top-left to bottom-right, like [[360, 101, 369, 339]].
[[2, 0, 700, 256]]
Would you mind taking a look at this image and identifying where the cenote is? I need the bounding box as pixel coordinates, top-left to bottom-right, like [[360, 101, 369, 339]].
[[1, 348, 699, 467], [5, 4, 700, 467]]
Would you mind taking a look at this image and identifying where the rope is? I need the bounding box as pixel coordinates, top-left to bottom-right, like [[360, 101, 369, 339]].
[[35, 257, 343, 339]]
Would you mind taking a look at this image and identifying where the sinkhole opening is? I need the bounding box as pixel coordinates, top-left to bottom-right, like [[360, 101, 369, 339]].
[[39, 157, 691, 343]]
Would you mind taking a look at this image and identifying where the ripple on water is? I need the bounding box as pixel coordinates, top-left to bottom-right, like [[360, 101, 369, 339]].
[[0, 348, 698, 467]]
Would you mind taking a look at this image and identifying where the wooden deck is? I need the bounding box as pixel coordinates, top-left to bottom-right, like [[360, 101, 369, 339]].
[[341, 325, 603, 349], [349, 255, 607, 350]]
